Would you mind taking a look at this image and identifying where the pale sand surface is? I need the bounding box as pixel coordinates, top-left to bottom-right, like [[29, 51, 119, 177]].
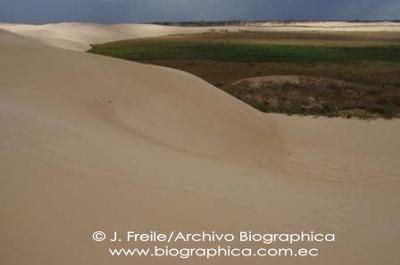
[[0, 25, 399, 264], [0, 23, 208, 51], [258, 21, 400, 32]]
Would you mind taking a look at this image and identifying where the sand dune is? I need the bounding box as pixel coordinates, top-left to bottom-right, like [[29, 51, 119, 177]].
[[258, 21, 400, 32], [0, 23, 211, 51], [1, 25, 400, 265], [0, 29, 283, 163], [0, 28, 43, 46]]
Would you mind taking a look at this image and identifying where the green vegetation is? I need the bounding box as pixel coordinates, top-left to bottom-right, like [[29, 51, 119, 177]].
[[89, 41, 400, 64], [88, 32, 400, 118], [228, 76, 400, 119]]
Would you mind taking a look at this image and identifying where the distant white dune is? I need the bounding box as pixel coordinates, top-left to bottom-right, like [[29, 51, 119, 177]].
[[258, 21, 400, 31]]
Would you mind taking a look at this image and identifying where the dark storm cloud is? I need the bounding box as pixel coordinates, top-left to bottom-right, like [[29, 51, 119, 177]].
[[0, 0, 399, 24]]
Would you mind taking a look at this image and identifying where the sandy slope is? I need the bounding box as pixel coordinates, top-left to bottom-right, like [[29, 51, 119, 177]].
[[0, 23, 210, 51], [0, 26, 400, 265]]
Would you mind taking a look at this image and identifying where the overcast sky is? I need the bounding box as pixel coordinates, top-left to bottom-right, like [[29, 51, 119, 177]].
[[1, 0, 399, 24]]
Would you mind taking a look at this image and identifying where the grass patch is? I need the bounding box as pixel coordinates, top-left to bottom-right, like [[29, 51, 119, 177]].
[[89, 41, 400, 64], [88, 32, 400, 119]]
